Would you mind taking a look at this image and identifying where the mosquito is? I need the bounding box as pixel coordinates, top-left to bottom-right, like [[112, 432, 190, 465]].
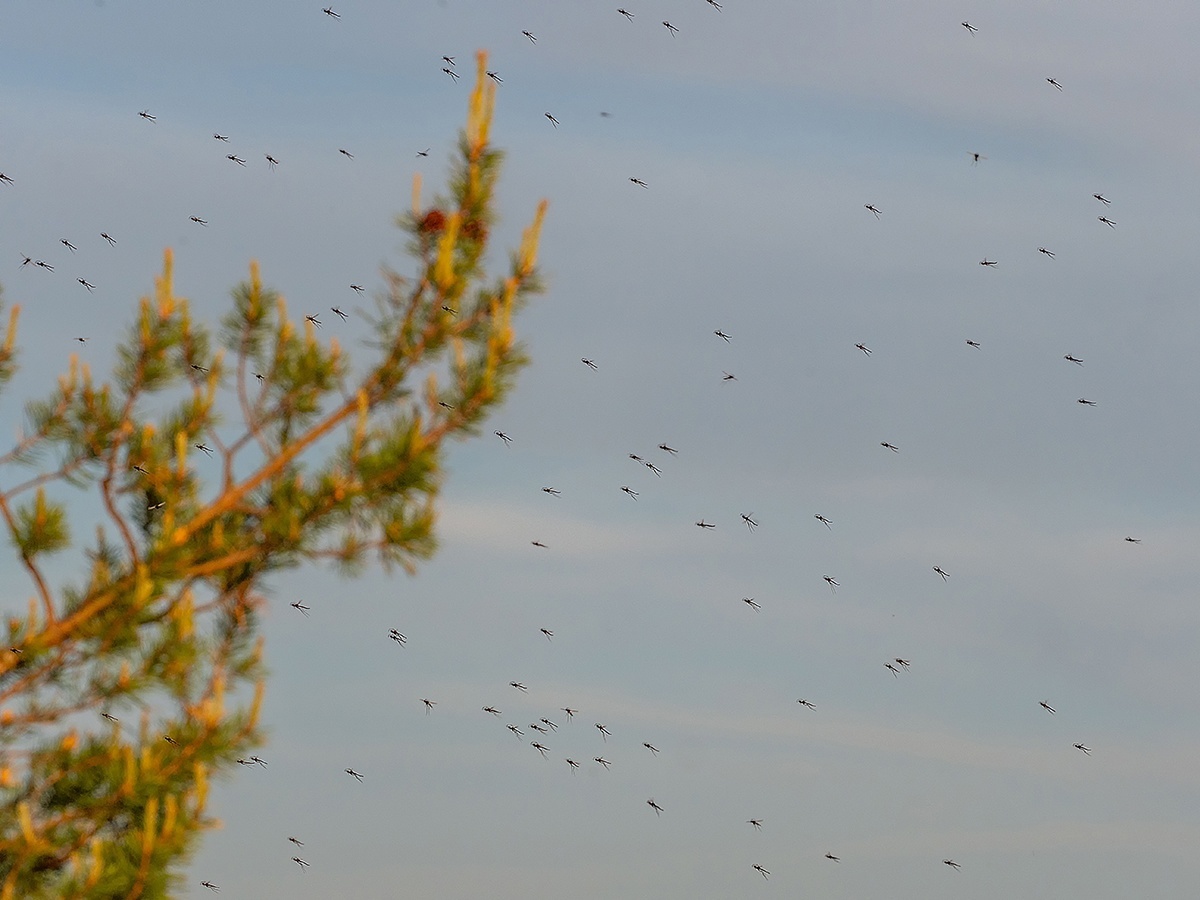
[[714, 330, 731, 342], [752, 864, 769, 879], [566, 758, 581, 771], [101, 232, 117, 245], [894, 658, 910, 668], [331, 306, 348, 321], [35, 260, 54, 270], [77, 278, 96, 292], [1124, 536, 1141, 543], [621, 485, 639, 500], [595, 723, 611, 741], [531, 540, 548, 548], [349, 284, 365, 294], [629, 177, 648, 188], [815, 514, 833, 530], [933, 566, 949, 580], [1093, 193, 1110, 205], [1077, 398, 1096, 406], [943, 859, 961, 870], [1038, 247, 1055, 258], [647, 798, 665, 816], [545, 112, 559, 127], [292, 857, 310, 869], [645, 461, 662, 477], [323, 7, 340, 17], [20, 253, 32, 266], [961, 21, 977, 33], [531, 741, 549, 757], [618, 8, 634, 20], [194, 443, 214, 455], [1073, 743, 1091, 755], [0, 173, 13, 184], [742, 597, 761, 611], [530, 720, 549, 731], [1039, 700, 1055, 714], [825, 852, 841, 862], [510, 681, 528, 692], [139, 109, 156, 121], [881, 442, 899, 452], [306, 314, 321, 328], [561, 707, 577, 720], [643, 742, 659, 754], [1098, 216, 1116, 228], [190, 216, 208, 226], [540, 628, 554, 640], [541, 718, 558, 731], [1064, 354, 1083, 365], [747, 819, 763, 830], [421, 699, 436, 714], [523, 30, 537, 43], [507, 724, 524, 736], [885, 663, 901, 677], [200, 883, 220, 893], [696, 520, 715, 528], [442, 56, 455, 66], [290, 601, 311, 617], [483, 706, 502, 716], [388, 629, 406, 645], [339, 148, 354, 159], [486, 71, 503, 83], [662, 21, 678, 35], [62, 239, 77, 253], [980, 258, 997, 267], [797, 699, 815, 709], [266, 154, 279, 168], [345, 768, 364, 781], [658, 443, 678, 454], [250, 756, 267, 768], [581, 357, 597, 369], [1047, 77, 1063, 90], [823, 575, 839, 592], [629, 453, 644, 463], [417, 148, 430, 157], [495, 431, 513, 445], [213, 134, 229, 142], [966, 339, 981, 348], [594, 756, 611, 769], [741, 513, 758, 531], [970, 152, 986, 165], [226, 154, 246, 166], [190, 364, 209, 375], [722, 371, 737, 381], [865, 204, 882, 218], [288, 837, 304, 847], [855, 343, 871, 355]]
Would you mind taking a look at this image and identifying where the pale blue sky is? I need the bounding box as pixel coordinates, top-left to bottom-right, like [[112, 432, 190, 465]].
[[3, 1, 1200, 897]]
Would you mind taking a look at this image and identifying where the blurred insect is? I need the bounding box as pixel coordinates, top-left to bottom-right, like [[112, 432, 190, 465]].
[[647, 798, 665, 816]]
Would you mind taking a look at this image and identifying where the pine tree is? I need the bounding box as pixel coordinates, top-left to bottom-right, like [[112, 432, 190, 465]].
[[0, 51, 545, 898]]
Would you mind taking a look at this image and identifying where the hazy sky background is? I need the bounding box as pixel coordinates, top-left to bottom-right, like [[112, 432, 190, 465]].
[[3, 1, 1200, 897]]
